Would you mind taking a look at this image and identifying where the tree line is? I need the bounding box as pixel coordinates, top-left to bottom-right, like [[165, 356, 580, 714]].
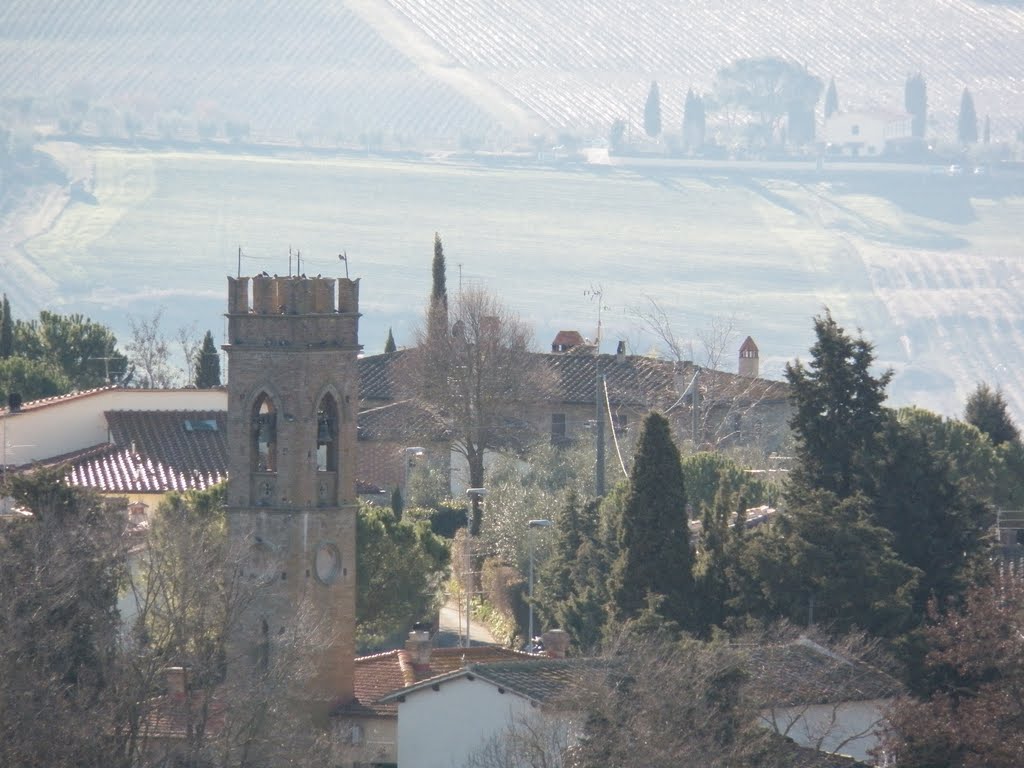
[[0, 294, 221, 407]]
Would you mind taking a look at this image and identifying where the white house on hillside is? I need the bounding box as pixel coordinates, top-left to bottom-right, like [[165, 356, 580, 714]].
[[824, 111, 913, 156]]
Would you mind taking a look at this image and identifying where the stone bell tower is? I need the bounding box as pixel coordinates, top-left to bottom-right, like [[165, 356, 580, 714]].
[[223, 273, 360, 720]]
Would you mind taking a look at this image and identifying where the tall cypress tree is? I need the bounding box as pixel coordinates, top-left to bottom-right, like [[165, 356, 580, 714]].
[[384, 327, 397, 354], [193, 330, 221, 388], [431, 233, 447, 308], [824, 77, 839, 120], [905, 73, 928, 139], [0, 293, 12, 359], [643, 81, 662, 138], [610, 412, 692, 624], [958, 87, 978, 145]]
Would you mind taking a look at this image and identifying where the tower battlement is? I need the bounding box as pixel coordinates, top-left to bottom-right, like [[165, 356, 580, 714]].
[[225, 275, 361, 351]]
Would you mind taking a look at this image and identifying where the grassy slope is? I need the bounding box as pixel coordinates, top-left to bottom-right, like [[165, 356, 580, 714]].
[[13, 143, 1024, 422]]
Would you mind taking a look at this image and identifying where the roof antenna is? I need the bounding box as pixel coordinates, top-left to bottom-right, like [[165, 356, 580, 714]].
[[584, 284, 604, 350], [339, 251, 349, 279]]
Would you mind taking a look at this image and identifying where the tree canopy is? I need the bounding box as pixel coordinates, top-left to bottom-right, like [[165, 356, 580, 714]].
[[964, 382, 1019, 447], [905, 73, 928, 138], [714, 57, 822, 141], [957, 87, 978, 145], [785, 310, 892, 501], [193, 329, 221, 388]]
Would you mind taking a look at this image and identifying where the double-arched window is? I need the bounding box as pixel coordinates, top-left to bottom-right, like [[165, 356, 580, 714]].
[[251, 394, 277, 472]]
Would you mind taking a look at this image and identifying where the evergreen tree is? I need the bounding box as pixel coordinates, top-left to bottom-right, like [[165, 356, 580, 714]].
[[384, 327, 397, 354], [905, 73, 928, 139], [964, 382, 1020, 446], [824, 77, 839, 120], [193, 329, 220, 388], [682, 89, 706, 150], [0, 293, 12, 359], [643, 81, 662, 138], [785, 310, 892, 501], [431, 232, 447, 309], [390, 486, 404, 520], [958, 87, 978, 145], [609, 412, 692, 624], [739, 491, 919, 637], [873, 413, 989, 618]]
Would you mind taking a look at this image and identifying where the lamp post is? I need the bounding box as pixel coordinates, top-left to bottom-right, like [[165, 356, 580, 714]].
[[465, 488, 487, 647], [527, 518, 553, 650]]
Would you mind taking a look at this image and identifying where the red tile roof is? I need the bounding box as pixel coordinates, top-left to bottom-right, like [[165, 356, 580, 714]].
[[140, 690, 226, 740], [343, 645, 541, 718]]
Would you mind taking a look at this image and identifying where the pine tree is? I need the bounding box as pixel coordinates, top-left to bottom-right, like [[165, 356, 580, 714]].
[[384, 327, 397, 354], [958, 88, 978, 145], [193, 330, 221, 388], [643, 81, 662, 138], [905, 73, 928, 139], [0, 293, 12, 359], [824, 77, 839, 120], [964, 382, 1020, 446], [610, 412, 692, 624], [785, 310, 892, 501], [390, 486, 403, 520]]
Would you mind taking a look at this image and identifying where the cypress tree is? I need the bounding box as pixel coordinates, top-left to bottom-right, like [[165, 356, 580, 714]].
[[682, 88, 705, 150], [824, 77, 838, 120], [384, 327, 397, 354], [0, 293, 12, 359], [431, 233, 447, 308], [610, 412, 692, 624], [905, 73, 928, 139], [958, 88, 978, 145], [643, 81, 662, 138], [193, 330, 221, 388]]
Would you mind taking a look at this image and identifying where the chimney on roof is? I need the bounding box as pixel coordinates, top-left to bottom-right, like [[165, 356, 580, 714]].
[[541, 629, 570, 659], [616, 340, 626, 363], [406, 623, 433, 674], [738, 336, 759, 378], [165, 666, 188, 697]]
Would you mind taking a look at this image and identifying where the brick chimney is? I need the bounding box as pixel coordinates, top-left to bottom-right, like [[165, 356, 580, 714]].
[[406, 623, 433, 675], [542, 629, 570, 659]]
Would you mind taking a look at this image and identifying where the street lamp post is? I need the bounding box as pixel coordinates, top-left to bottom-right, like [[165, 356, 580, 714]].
[[465, 488, 487, 648], [527, 518, 553, 650]]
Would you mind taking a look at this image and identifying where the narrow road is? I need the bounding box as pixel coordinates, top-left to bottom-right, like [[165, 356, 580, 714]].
[[435, 596, 498, 648]]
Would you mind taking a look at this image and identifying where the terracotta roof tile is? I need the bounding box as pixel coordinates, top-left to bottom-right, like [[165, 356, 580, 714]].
[[743, 637, 902, 706], [140, 690, 225, 740], [343, 645, 541, 717]]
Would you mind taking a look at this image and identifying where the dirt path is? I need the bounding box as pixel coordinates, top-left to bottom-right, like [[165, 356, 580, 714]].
[[437, 596, 498, 647], [344, 0, 545, 136]]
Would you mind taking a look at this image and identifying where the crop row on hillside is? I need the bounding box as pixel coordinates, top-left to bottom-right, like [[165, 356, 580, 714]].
[[388, 0, 1024, 138]]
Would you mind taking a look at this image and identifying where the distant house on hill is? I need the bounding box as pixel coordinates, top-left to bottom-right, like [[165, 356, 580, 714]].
[[825, 111, 913, 156]]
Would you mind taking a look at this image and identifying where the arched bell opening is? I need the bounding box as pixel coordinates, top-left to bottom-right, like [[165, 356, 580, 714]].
[[316, 394, 339, 473], [251, 394, 278, 473]]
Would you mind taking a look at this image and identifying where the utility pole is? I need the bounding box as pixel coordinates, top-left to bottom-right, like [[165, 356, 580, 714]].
[[596, 370, 605, 497], [691, 366, 700, 447]]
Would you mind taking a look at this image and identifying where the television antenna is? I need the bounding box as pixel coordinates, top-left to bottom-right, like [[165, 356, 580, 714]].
[[584, 284, 605, 350]]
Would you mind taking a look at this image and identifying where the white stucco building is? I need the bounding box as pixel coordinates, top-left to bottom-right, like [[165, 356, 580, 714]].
[[824, 111, 913, 156]]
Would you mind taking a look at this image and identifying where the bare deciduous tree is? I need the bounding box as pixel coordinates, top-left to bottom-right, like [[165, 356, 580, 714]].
[[407, 286, 549, 534], [126, 307, 178, 388]]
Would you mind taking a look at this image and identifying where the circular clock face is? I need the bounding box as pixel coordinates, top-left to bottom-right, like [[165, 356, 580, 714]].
[[314, 542, 341, 585]]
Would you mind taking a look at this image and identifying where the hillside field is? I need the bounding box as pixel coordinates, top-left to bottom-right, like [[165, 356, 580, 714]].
[[4, 143, 1023, 423]]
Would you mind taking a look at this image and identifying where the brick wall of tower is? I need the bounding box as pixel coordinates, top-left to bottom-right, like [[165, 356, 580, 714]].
[[223, 275, 361, 715]]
